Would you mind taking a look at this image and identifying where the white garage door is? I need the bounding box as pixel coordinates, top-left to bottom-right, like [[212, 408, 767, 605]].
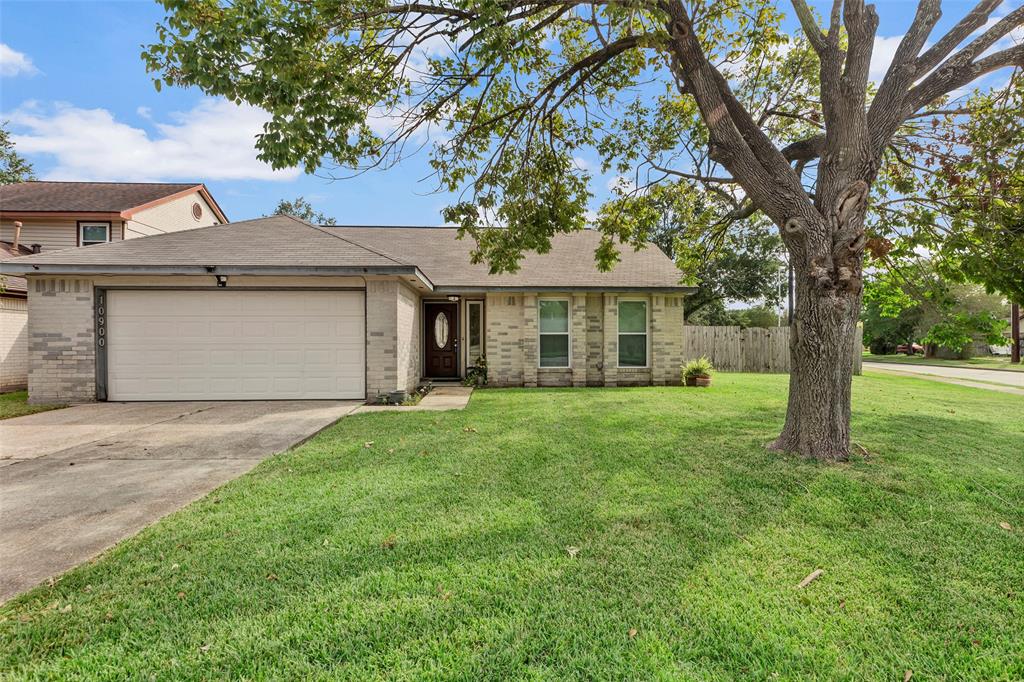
[[106, 289, 364, 400]]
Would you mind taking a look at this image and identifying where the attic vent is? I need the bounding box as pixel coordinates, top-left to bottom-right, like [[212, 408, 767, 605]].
[[191, 202, 203, 221]]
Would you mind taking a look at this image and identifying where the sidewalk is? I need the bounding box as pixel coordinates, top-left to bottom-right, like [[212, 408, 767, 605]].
[[864, 362, 1024, 396], [353, 385, 474, 413]]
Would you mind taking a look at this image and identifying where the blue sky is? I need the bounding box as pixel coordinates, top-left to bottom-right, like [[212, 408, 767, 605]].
[[0, 1, 1019, 225]]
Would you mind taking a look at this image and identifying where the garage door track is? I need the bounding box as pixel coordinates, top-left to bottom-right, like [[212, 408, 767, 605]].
[[0, 400, 359, 602]]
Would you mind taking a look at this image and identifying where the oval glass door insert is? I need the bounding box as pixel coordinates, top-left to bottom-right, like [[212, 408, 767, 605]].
[[434, 312, 450, 349]]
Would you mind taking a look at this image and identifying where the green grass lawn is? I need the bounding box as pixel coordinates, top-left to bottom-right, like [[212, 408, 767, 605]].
[[863, 352, 1024, 372], [2, 374, 1022, 680], [0, 390, 66, 420]]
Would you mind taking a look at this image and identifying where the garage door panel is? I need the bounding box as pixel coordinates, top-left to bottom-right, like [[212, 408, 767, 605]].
[[107, 290, 365, 400]]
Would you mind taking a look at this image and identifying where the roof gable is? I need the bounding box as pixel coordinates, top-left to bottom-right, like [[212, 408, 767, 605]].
[[0, 182, 227, 222]]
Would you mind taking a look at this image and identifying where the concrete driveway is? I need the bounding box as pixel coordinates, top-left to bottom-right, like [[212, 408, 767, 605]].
[[0, 400, 359, 602]]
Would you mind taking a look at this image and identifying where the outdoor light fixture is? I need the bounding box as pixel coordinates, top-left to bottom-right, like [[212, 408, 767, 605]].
[[447, 295, 460, 302], [216, 275, 228, 287]]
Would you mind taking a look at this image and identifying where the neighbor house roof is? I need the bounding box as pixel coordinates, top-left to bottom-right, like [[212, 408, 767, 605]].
[[0, 240, 34, 295], [328, 226, 687, 291], [0, 181, 228, 222], [0, 215, 430, 286], [0, 215, 690, 292]]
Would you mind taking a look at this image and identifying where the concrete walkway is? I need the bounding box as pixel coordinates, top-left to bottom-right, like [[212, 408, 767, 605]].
[[0, 400, 358, 602], [864, 362, 1024, 396], [353, 385, 474, 413]]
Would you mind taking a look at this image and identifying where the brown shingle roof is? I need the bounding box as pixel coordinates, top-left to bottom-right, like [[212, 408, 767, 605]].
[[332, 226, 686, 290], [0, 215, 413, 270], [1, 181, 202, 213], [0, 240, 33, 294], [0, 216, 689, 291]]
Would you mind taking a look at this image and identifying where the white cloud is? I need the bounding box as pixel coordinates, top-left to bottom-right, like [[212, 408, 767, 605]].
[[7, 98, 300, 182], [0, 43, 38, 77], [870, 35, 905, 83]]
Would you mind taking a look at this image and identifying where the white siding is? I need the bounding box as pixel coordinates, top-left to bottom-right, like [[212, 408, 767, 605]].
[[125, 191, 220, 238]]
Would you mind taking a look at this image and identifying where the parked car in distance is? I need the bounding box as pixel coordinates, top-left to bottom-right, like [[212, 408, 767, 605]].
[[895, 343, 925, 355]]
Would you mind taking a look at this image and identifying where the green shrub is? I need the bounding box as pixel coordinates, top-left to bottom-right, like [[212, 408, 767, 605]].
[[681, 356, 714, 380]]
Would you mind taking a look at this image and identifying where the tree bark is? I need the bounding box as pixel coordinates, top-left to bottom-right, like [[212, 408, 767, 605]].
[[769, 273, 861, 461]]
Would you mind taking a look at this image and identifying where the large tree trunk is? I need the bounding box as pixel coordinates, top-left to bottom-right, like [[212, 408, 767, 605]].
[[769, 274, 862, 461]]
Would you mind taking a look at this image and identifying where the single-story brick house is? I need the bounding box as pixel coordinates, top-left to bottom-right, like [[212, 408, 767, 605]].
[[0, 215, 693, 403]]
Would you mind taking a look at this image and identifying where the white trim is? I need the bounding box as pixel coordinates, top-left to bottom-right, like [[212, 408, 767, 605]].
[[617, 298, 650, 368], [79, 221, 111, 246], [537, 296, 571, 369]]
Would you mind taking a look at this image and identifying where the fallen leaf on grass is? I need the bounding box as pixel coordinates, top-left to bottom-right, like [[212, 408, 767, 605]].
[[797, 569, 823, 589], [381, 535, 397, 550], [999, 521, 1012, 531], [60, 604, 72, 613], [566, 546, 580, 558], [387, 448, 395, 454], [628, 628, 638, 640], [436, 585, 452, 601], [904, 670, 912, 682], [176, 591, 186, 600], [199, 644, 211, 653], [266, 573, 279, 581], [363, 441, 374, 448], [462, 427, 478, 433], [105, 611, 114, 621], [322, 538, 330, 547]]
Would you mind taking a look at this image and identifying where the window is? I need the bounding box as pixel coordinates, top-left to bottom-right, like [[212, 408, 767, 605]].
[[538, 299, 570, 368], [618, 300, 648, 367], [467, 300, 484, 364], [79, 222, 110, 246]]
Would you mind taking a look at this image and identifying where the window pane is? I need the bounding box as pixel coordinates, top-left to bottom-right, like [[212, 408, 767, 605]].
[[82, 224, 108, 243], [619, 334, 647, 366], [618, 301, 646, 333], [539, 334, 569, 367], [468, 303, 482, 362], [539, 299, 569, 333]]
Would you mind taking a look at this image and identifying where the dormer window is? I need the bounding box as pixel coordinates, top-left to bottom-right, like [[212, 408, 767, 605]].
[[79, 222, 111, 246]]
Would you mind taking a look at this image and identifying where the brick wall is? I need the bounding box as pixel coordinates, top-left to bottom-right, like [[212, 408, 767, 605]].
[[396, 282, 421, 393], [483, 291, 684, 388], [28, 278, 95, 403], [585, 294, 604, 386], [0, 297, 28, 392], [485, 293, 525, 386]]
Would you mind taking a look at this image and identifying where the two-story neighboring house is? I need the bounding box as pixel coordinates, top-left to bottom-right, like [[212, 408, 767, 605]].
[[1, 181, 228, 391]]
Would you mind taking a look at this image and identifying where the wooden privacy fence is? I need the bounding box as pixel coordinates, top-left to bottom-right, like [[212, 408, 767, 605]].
[[682, 325, 863, 375]]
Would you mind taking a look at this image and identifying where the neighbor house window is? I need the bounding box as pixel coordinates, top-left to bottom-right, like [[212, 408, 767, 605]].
[[79, 222, 110, 246], [467, 300, 484, 365], [538, 299, 570, 368], [618, 300, 648, 367]]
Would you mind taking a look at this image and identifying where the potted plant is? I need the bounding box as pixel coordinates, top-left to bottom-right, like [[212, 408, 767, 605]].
[[681, 356, 714, 387]]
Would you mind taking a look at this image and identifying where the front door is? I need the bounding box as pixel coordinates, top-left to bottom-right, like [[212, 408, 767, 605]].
[[425, 302, 459, 378]]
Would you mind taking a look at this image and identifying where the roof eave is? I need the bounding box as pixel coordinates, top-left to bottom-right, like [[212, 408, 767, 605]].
[[433, 284, 697, 294], [0, 262, 436, 289], [0, 211, 123, 220]]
